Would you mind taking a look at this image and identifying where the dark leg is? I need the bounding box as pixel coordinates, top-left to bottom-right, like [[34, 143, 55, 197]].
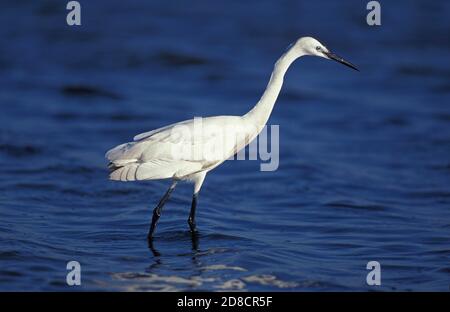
[[188, 193, 198, 232], [148, 181, 177, 239]]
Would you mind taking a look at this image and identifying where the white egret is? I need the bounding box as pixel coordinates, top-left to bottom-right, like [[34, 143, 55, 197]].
[[105, 36, 358, 239]]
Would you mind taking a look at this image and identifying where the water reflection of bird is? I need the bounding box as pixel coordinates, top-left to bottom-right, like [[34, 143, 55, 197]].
[[106, 37, 358, 239], [147, 232, 199, 257]]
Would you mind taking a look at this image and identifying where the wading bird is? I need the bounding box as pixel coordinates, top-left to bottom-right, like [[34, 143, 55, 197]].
[[106, 37, 358, 239]]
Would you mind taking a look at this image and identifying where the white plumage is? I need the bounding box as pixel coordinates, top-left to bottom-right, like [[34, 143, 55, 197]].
[[106, 116, 257, 184], [105, 37, 358, 239]]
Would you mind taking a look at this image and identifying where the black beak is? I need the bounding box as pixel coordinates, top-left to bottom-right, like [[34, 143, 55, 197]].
[[324, 50, 359, 71]]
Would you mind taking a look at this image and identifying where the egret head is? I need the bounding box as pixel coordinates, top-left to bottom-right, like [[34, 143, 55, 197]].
[[292, 36, 358, 71]]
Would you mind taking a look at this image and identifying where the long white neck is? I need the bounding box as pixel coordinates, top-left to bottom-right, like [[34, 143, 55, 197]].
[[243, 47, 303, 126]]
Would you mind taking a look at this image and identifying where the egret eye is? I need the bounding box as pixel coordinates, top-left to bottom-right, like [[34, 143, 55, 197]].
[[315, 46, 321, 51]]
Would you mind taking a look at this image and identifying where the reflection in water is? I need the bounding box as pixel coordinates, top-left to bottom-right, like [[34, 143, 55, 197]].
[[147, 231, 200, 257], [145, 231, 203, 284], [110, 231, 299, 291], [191, 232, 199, 251], [147, 239, 161, 257]]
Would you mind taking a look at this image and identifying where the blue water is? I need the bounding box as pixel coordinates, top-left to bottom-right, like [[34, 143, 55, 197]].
[[0, 0, 449, 291]]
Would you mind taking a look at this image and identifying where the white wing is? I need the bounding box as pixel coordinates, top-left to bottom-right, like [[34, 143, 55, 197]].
[[106, 116, 258, 181]]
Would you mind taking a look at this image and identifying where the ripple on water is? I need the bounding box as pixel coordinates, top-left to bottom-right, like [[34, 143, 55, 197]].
[[0, 143, 43, 157], [60, 84, 123, 100], [323, 199, 388, 212], [109, 271, 301, 292]]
